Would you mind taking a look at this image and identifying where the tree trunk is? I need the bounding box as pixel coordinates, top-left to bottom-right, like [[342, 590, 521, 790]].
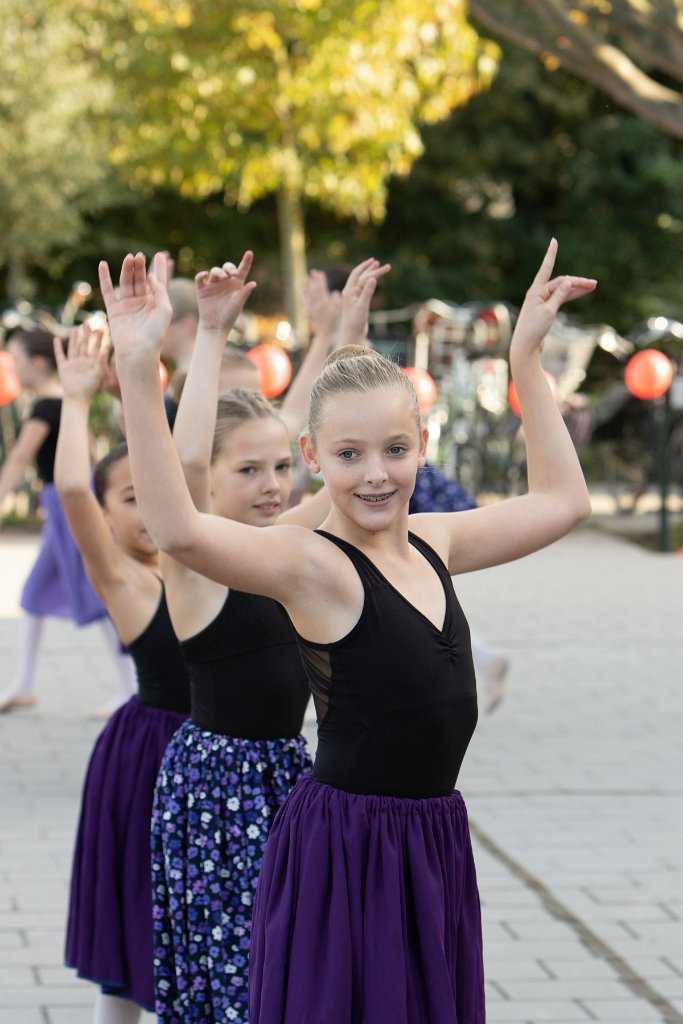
[[7, 253, 34, 304], [277, 167, 309, 347]]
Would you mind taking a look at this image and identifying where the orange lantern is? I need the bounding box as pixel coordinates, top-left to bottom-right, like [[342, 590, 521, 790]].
[[508, 371, 558, 416], [402, 366, 437, 413], [624, 349, 673, 400], [0, 355, 21, 406], [247, 344, 292, 399]]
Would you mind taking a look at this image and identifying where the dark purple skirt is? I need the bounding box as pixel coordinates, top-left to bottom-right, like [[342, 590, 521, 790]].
[[249, 775, 485, 1024], [65, 696, 187, 1011], [21, 483, 105, 625]]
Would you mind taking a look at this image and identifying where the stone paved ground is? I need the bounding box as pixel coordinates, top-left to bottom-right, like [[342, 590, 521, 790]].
[[0, 523, 681, 1023]]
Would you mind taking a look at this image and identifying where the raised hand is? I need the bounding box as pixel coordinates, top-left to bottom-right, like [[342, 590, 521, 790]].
[[303, 270, 342, 341], [195, 252, 257, 333], [161, 250, 175, 281], [340, 257, 391, 346], [98, 251, 171, 360], [510, 239, 596, 362], [54, 323, 110, 400]]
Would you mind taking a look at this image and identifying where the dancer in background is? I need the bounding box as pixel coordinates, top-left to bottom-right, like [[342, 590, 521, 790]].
[[0, 326, 135, 715], [102, 240, 593, 1023], [151, 253, 334, 1022], [53, 324, 190, 1023]]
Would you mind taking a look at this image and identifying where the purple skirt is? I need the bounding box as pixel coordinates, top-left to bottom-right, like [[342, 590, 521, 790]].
[[249, 775, 485, 1024], [20, 482, 105, 625], [65, 696, 188, 1011]]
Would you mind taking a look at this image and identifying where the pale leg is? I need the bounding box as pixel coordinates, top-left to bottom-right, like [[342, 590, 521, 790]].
[[0, 613, 44, 712], [472, 634, 509, 714], [88, 618, 137, 719], [93, 992, 143, 1024]]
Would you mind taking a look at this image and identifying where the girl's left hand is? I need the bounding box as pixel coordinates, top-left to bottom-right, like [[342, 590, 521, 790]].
[[54, 323, 110, 400], [303, 270, 342, 339], [195, 251, 257, 332], [98, 251, 171, 360], [510, 239, 596, 362]]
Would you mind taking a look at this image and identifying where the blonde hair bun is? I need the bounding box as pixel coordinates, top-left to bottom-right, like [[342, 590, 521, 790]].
[[323, 345, 382, 369], [307, 347, 421, 442]]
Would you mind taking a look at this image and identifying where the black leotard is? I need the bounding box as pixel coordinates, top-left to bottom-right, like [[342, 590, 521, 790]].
[[182, 590, 310, 739], [30, 397, 61, 483], [127, 588, 190, 713], [296, 530, 478, 798]]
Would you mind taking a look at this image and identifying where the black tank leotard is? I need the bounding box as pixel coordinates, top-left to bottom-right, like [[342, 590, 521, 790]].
[[296, 530, 478, 798], [127, 587, 190, 713], [182, 590, 310, 739]]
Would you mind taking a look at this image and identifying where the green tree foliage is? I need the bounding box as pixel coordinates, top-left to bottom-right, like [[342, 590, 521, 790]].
[[28, 48, 683, 339], [354, 49, 683, 332], [0, 2, 116, 301], [80, 0, 499, 335]]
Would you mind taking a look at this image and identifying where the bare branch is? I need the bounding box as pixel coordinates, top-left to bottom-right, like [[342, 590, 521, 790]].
[[469, 0, 683, 139]]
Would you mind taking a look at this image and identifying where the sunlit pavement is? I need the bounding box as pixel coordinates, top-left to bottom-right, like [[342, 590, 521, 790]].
[[1, 507, 681, 1023]]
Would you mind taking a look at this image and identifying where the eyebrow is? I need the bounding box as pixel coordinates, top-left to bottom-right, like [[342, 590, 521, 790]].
[[333, 433, 414, 445], [234, 454, 293, 466]]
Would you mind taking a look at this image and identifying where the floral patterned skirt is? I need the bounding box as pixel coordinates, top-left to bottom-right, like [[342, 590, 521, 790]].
[[151, 721, 311, 1023]]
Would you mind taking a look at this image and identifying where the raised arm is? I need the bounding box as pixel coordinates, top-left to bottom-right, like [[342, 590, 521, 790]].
[[277, 271, 341, 440], [53, 326, 130, 593], [0, 419, 50, 510], [414, 240, 594, 575], [172, 253, 256, 510], [101, 252, 319, 602], [340, 258, 391, 348]]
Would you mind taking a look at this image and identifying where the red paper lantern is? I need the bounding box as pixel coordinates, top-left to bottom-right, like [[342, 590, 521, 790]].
[[0, 356, 21, 406], [508, 371, 558, 417], [247, 344, 292, 399], [402, 366, 437, 413], [158, 361, 169, 392], [624, 349, 673, 400]]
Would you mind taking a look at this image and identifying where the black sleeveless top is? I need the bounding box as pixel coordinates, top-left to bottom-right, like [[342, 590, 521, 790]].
[[30, 397, 61, 483], [297, 530, 478, 798], [181, 590, 310, 739], [127, 587, 190, 713]]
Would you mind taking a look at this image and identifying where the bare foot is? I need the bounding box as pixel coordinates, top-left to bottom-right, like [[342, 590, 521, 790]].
[[0, 692, 38, 714], [485, 656, 509, 714]]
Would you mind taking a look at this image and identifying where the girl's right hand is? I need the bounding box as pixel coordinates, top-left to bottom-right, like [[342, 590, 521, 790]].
[[54, 324, 110, 400], [340, 257, 391, 346], [195, 251, 257, 333], [98, 251, 171, 361]]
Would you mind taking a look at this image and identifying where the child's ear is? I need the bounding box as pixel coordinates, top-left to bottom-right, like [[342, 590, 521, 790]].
[[417, 425, 429, 468], [299, 434, 320, 475]]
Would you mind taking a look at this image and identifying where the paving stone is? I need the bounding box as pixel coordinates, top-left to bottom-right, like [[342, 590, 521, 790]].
[[2, 524, 682, 1019]]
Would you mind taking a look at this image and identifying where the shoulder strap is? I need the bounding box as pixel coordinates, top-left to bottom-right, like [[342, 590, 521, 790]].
[[408, 531, 452, 583], [314, 529, 385, 588]]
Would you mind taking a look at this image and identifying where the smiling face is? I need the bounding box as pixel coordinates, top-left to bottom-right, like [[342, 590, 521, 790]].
[[304, 386, 427, 533], [101, 456, 158, 560], [210, 416, 292, 525]]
